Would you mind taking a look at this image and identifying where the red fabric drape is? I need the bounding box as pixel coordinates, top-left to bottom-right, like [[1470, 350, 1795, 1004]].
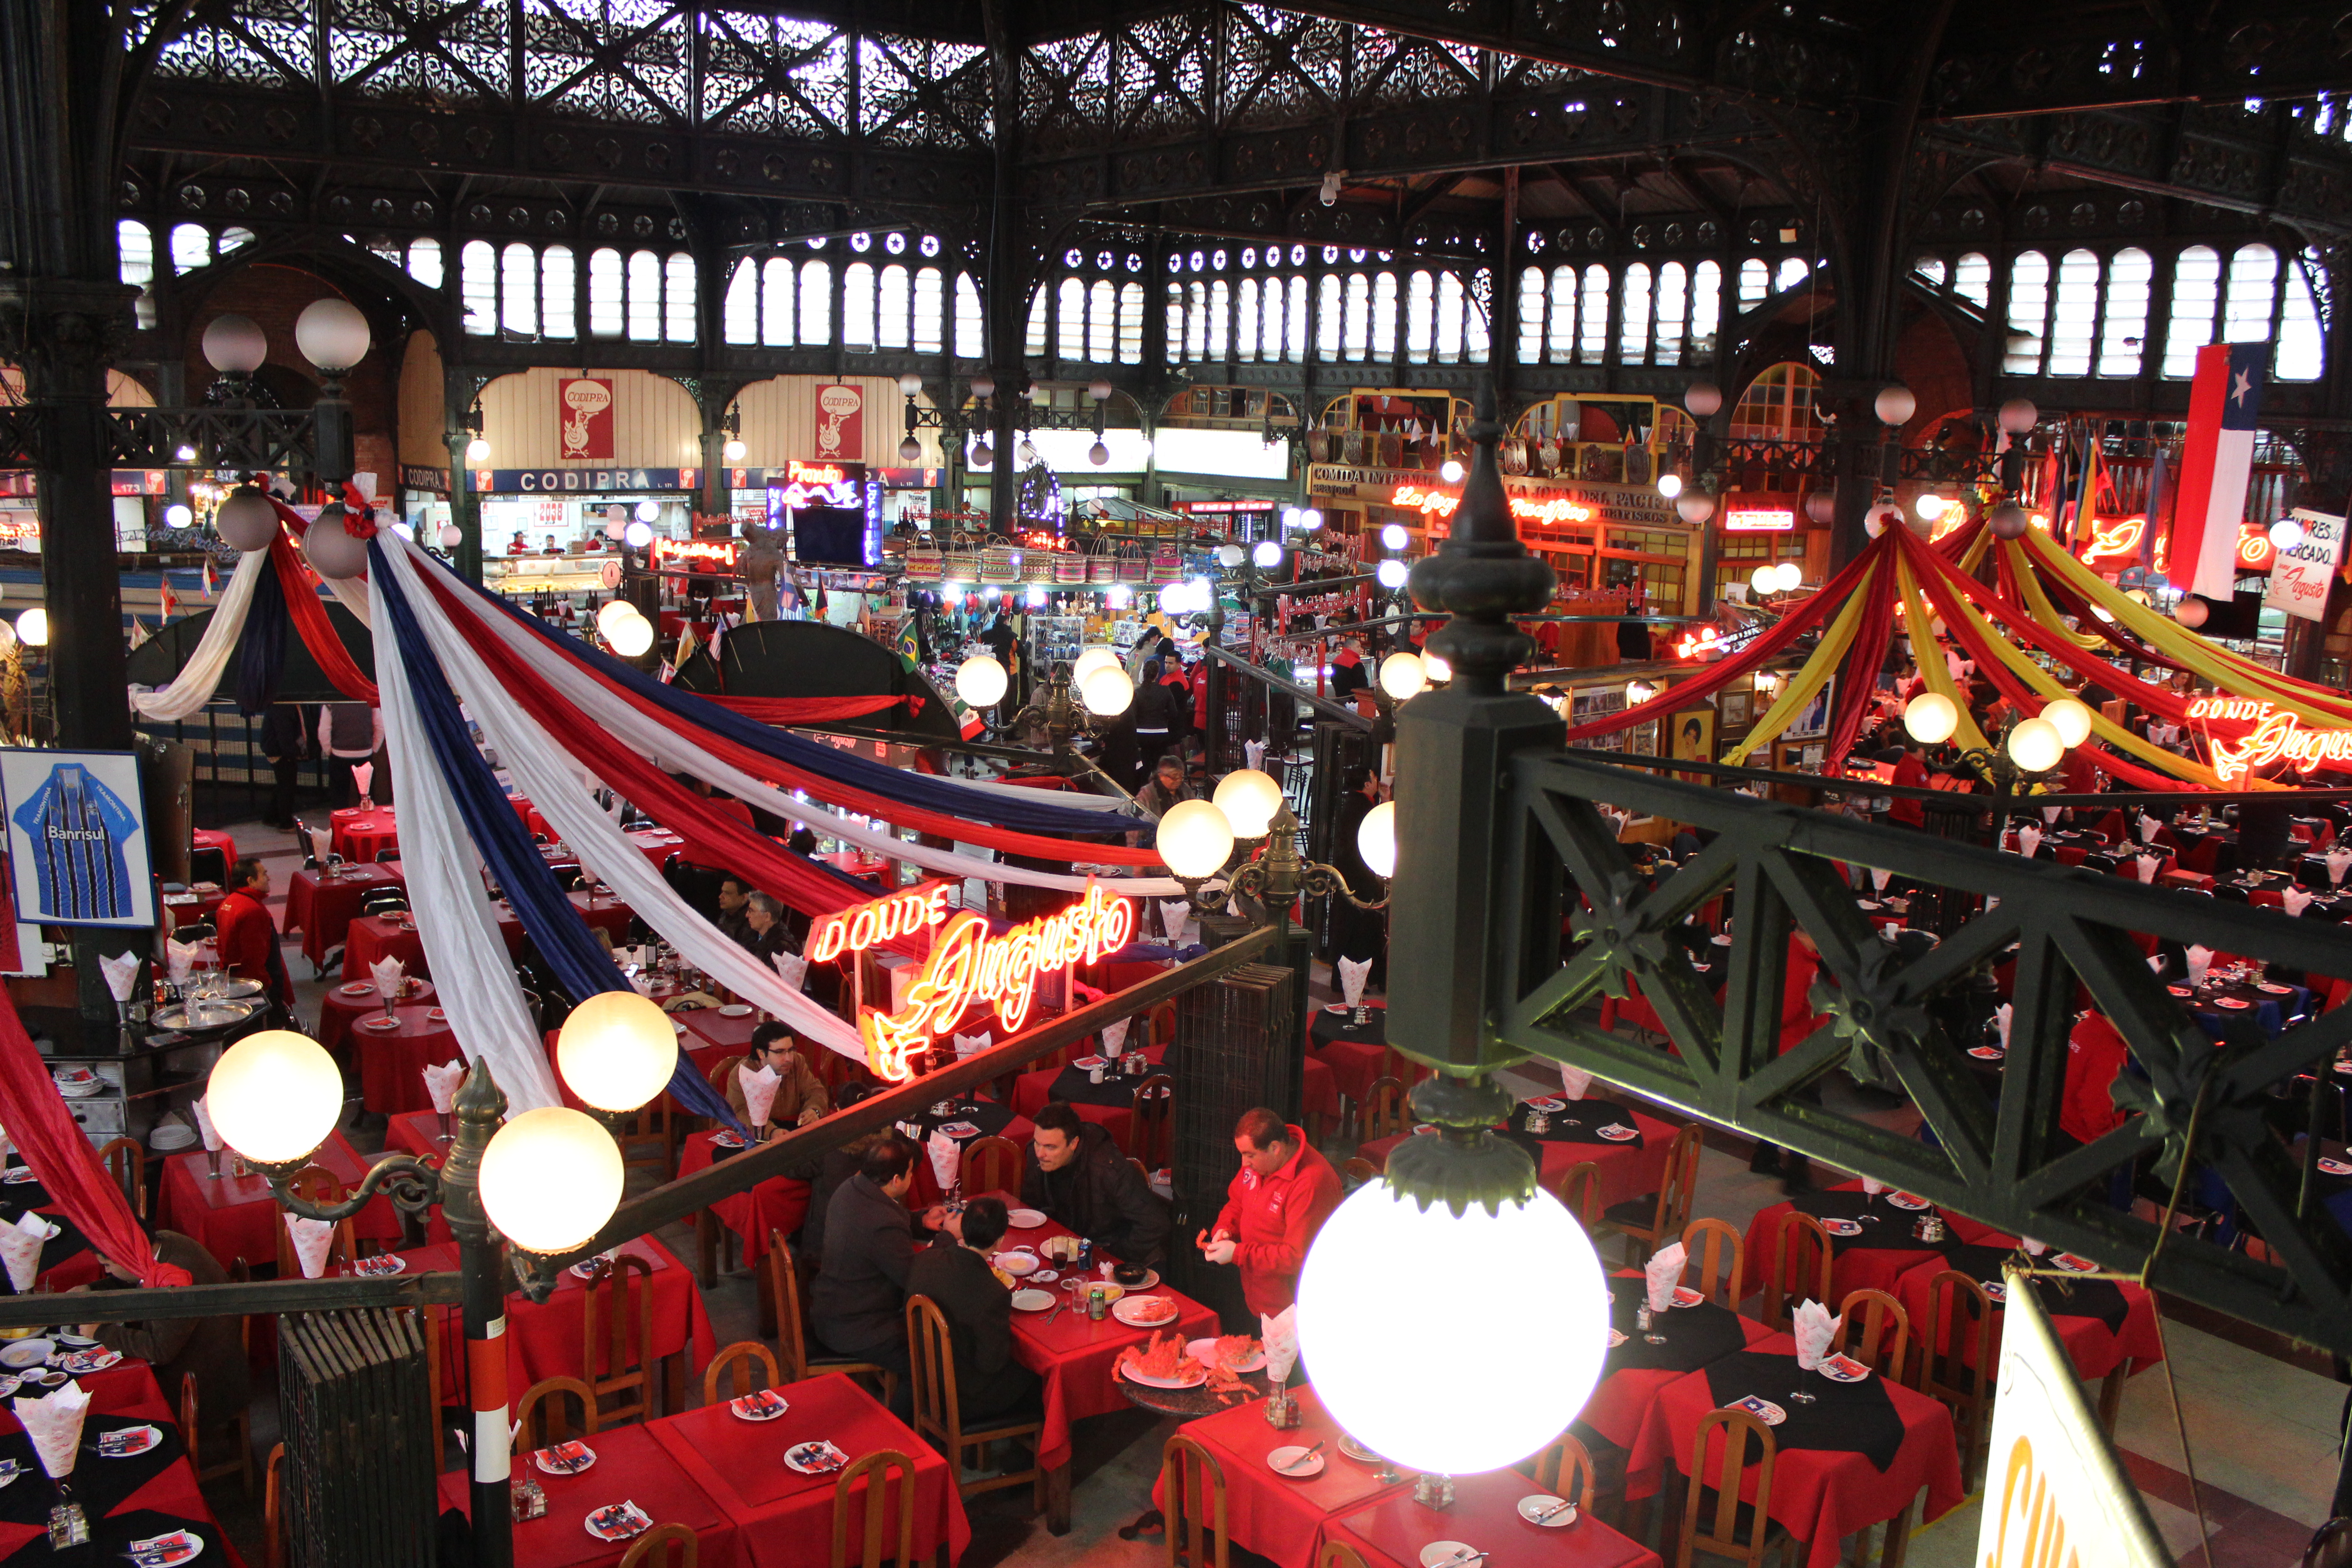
[[264, 499, 378, 703], [0, 994, 184, 1286], [695, 693, 900, 723]]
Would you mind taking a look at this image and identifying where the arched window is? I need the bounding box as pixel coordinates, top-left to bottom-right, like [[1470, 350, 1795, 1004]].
[[763, 258, 796, 347], [1056, 277, 1085, 360], [842, 262, 877, 349], [1518, 267, 1546, 363], [1618, 264, 1652, 363], [912, 267, 945, 354], [1316, 274, 1343, 358], [2098, 248, 2151, 377], [799, 258, 832, 345], [1579, 265, 1610, 363], [1548, 265, 1578, 361], [1437, 273, 1469, 363], [2163, 245, 2220, 377], [1118, 281, 1144, 363], [2223, 244, 2278, 342], [954, 273, 983, 359], [1405, 271, 1434, 360], [1465, 275, 1490, 363], [1654, 262, 1687, 366], [1343, 274, 1370, 359], [663, 254, 696, 343], [1164, 286, 1185, 359], [723, 259, 759, 344], [2278, 250, 2325, 381], [587, 248, 622, 336], [1024, 284, 1048, 356], [220, 227, 255, 257], [1953, 253, 1991, 309], [1190, 281, 1211, 358], [1730, 362, 1825, 441], [1372, 273, 1398, 359], [1208, 279, 1230, 359], [1913, 256, 1947, 288], [1259, 276, 1283, 361], [117, 221, 152, 292], [541, 247, 575, 339], [406, 237, 443, 291], [2004, 250, 2049, 372], [1690, 261, 1722, 355], [1285, 276, 1308, 361], [169, 223, 211, 274], [1236, 278, 1262, 361], [1774, 257, 1810, 294], [626, 251, 661, 341], [1088, 279, 1115, 361], [1738, 258, 1770, 310], [463, 241, 500, 335], [878, 264, 911, 349], [2048, 249, 2100, 376], [500, 243, 537, 336]]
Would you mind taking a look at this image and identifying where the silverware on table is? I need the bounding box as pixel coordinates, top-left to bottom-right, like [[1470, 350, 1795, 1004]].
[[1283, 1440, 1327, 1473], [1533, 1498, 1576, 1522]]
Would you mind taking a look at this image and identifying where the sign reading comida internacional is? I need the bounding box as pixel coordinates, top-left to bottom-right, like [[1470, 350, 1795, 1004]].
[[1975, 1262, 2170, 1568]]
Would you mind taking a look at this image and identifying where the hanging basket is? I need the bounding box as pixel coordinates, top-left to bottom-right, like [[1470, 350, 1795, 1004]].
[[902, 548, 944, 583], [980, 545, 1021, 583], [1053, 553, 1088, 584], [941, 550, 980, 582], [1149, 545, 1183, 583], [1023, 552, 1058, 584]]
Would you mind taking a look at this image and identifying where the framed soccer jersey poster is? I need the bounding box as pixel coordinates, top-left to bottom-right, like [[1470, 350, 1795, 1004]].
[[0, 749, 153, 929]]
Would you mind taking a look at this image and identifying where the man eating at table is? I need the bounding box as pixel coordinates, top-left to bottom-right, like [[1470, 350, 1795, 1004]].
[[724, 1022, 829, 1138], [214, 857, 293, 1013], [809, 1135, 955, 1413], [1197, 1108, 1343, 1316], [75, 1228, 248, 1454], [1020, 1102, 1170, 1266], [904, 1197, 1040, 1424]]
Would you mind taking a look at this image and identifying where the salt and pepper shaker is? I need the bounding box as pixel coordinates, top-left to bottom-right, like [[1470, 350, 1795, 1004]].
[[1412, 1472, 1455, 1509], [510, 1477, 546, 1521]]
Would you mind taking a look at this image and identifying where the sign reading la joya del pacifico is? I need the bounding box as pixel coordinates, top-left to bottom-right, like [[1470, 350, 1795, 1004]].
[[807, 882, 1136, 1081]]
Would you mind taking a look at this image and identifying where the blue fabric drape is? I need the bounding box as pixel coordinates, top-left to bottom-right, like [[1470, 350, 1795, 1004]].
[[232, 552, 289, 717], [371, 542, 747, 1135]]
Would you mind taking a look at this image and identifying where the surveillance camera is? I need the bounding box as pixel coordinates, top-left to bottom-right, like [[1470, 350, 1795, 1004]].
[[1319, 171, 1345, 208]]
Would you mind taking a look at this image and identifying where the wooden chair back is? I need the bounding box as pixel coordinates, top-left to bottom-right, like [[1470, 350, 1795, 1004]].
[[1341, 1156, 1379, 1187], [1549, 1160, 1601, 1229], [1359, 1076, 1409, 1143], [513, 1376, 599, 1449], [1920, 1270, 1999, 1490], [769, 1233, 896, 1404], [1834, 1288, 1912, 1387], [180, 1369, 254, 1495], [830, 1448, 917, 1568], [905, 1294, 1044, 1505], [264, 1444, 285, 1568], [1131, 1073, 1175, 1171], [960, 1135, 1023, 1197], [1317, 1545, 1367, 1568], [1161, 1433, 1228, 1568], [1529, 1431, 1596, 1510], [96, 1137, 145, 1219], [1678, 1408, 1777, 1568], [1678, 1217, 1745, 1310], [618, 1523, 698, 1567], [1762, 1210, 1835, 1331], [702, 1340, 782, 1407], [583, 1253, 657, 1425], [1147, 1000, 1179, 1048], [1653, 1122, 1703, 1243]]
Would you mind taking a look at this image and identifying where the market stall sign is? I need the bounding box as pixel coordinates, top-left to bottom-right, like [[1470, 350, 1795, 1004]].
[[769, 459, 865, 510], [470, 468, 700, 493], [853, 882, 1135, 1081], [652, 537, 740, 568], [1389, 484, 1600, 529], [1722, 507, 1795, 533]]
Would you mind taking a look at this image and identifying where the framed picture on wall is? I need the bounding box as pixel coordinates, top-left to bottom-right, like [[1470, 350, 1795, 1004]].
[[1670, 708, 1715, 779], [1785, 676, 1835, 741], [1720, 690, 1752, 729], [0, 749, 153, 929], [1630, 720, 1660, 756]]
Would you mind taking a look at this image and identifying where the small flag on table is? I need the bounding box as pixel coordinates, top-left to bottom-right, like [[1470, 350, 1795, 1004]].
[[157, 579, 178, 620], [201, 557, 217, 599]]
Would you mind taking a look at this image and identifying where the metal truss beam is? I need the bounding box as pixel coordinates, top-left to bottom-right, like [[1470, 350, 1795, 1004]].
[[1924, 4, 2352, 121], [1482, 751, 2352, 1355]]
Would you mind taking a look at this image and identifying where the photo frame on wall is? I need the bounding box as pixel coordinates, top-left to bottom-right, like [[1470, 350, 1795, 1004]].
[[1720, 690, 1752, 729], [1630, 720, 1660, 756], [1670, 708, 1715, 779], [0, 749, 153, 929], [1785, 676, 1835, 741]]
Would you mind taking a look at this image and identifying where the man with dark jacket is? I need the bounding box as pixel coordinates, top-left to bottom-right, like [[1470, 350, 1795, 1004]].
[[809, 1137, 952, 1408], [1020, 1102, 1171, 1265], [82, 1231, 249, 1451], [1131, 660, 1184, 776], [904, 1197, 1040, 1424]]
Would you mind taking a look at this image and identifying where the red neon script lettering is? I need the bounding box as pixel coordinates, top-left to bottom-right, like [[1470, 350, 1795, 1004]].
[[2203, 702, 2352, 783]]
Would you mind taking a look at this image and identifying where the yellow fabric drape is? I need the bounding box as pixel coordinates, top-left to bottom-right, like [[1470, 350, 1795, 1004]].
[[1726, 564, 1872, 765], [2007, 540, 2107, 650], [1893, 557, 1992, 756]]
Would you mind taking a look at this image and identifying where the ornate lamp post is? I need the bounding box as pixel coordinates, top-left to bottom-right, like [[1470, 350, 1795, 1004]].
[[1155, 769, 1390, 940]]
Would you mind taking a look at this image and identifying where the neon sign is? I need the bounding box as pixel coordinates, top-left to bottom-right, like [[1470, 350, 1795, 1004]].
[[652, 537, 741, 568], [807, 882, 954, 964], [769, 458, 866, 510], [2078, 514, 2146, 564], [2237, 524, 2277, 573], [1389, 485, 1597, 528], [851, 883, 1136, 1081], [1723, 508, 1794, 533], [1674, 625, 1722, 659], [2201, 703, 2352, 783]]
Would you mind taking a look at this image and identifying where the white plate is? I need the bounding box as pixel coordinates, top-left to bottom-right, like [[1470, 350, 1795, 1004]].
[[710, 1132, 747, 1149], [1607, 1328, 1628, 1348], [1817, 1353, 1872, 1383], [533, 1442, 597, 1475], [1104, 1268, 1161, 1291], [352, 1255, 406, 1278], [1820, 1218, 1864, 1236], [1338, 1435, 1385, 1464], [1597, 1125, 1638, 1142], [1268, 1445, 1325, 1477], [719, 1004, 754, 1017], [584, 1504, 652, 1543], [1980, 1279, 2009, 1302], [1112, 1295, 1182, 1329], [60, 1349, 121, 1375], [338, 983, 374, 997], [149, 1125, 196, 1152], [53, 1334, 93, 1348], [1669, 1286, 1705, 1309], [1005, 1209, 1048, 1229], [784, 1441, 848, 1475], [0, 1340, 53, 1370], [1518, 1495, 1577, 1527], [1119, 1362, 1207, 1390], [1724, 1396, 1784, 1426], [2319, 1158, 2352, 1177], [1420, 1542, 1480, 1568], [2051, 1253, 2100, 1273], [936, 1122, 981, 1139], [1523, 1097, 1566, 1113], [730, 1391, 790, 1422], [1187, 1337, 1266, 1373], [1011, 1289, 1055, 1312], [1967, 1046, 2006, 1060], [98, 1425, 162, 1458], [1885, 1192, 1930, 1211], [127, 1527, 202, 1565], [994, 1252, 1039, 1277], [0, 1168, 33, 1185], [1071, 1056, 1105, 1071]]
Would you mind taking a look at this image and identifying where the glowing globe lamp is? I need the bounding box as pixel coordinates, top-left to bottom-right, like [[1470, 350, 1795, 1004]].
[[1155, 799, 1235, 880], [2007, 716, 2065, 774], [1656, 472, 1682, 500], [956, 654, 1008, 709], [1079, 665, 1134, 717], [1381, 524, 1409, 550], [596, 599, 640, 635], [1253, 540, 1284, 569], [1750, 565, 1777, 595], [556, 991, 680, 1114], [1422, 651, 1452, 684], [1379, 653, 1426, 701], [2040, 696, 2094, 750], [1904, 692, 1959, 745], [1073, 646, 1121, 683], [478, 1107, 625, 1256], [206, 1030, 343, 1167], [1357, 800, 1396, 879], [606, 613, 654, 657], [1376, 559, 1408, 588], [2175, 596, 2209, 629], [1212, 768, 1285, 838], [1774, 562, 1803, 592], [15, 609, 46, 648]]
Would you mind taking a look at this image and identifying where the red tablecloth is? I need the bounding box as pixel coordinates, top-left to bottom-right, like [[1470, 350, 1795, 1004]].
[[1162, 1387, 1408, 1568], [286, 862, 405, 967], [1742, 1185, 1959, 1306], [1307, 1004, 1428, 1107], [347, 1004, 463, 1116], [402, 1235, 711, 1405], [1008, 1043, 1167, 1152], [1579, 1272, 1779, 1452], [330, 807, 400, 863], [439, 1420, 740, 1568], [1301, 1058, 1340, 1122], [1891, 1247, 2164, 1384], [676, 1130, 813, 1267], [1359, 1103, 1674, 1213], [1626, 1333, 1965, 1568], [0, 1360, 162, 1435], [647, 1373, 972, 1568], [160, 888, 224, 933], [907, 1107, 1038, 1209], [159, 1130, 403, 1269], [316, 976, 436, 1056], [342, 891, 627, 980], [989, 1200, 1218, 1473], [1320, 1466, 1660, 1568], [627, 829, 687, 867], [0, 1363, 250, 1566], [677, 1008, 766, 1070]]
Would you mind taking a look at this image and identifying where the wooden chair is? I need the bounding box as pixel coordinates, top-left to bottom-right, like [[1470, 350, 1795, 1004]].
[[831, 1448, 917, 1568], [1529, 1431, 1597, 1511], [1147, 1000, 1179, 1049], [609, 1098, 672, 1181], [1594, 1122, 1702, 1267], [1549, 1160, 1601, 1230], [583, 1253, 657, 1426], [1340, 1156, 1379, 1188], [513, 1375, 599, 1449], [1677, 1407, 1788, 1568], [1678, 1217, 1744, 1310], [1759, 1210, 1834, 1332], [1358, 1075, 1409, 1144], [960, 1135, 1023, 1197], [1918, 1271, 1999, 1490], [768, 1235, 897, 1406], [179, 1370, 255, 1497], [906, 1295, 1045, 1511], [1161, 1432, 1228, 1568], [96, 1137, 145, 1219], [1833, 1288, 1912, 1387], [1131, 1073, 1174, 1171], [263, 1444, 285, 1568], [618, 1522, 697, 1568], [1317, 1544, 1367, 1568], [702, 1340, 782, 1407]]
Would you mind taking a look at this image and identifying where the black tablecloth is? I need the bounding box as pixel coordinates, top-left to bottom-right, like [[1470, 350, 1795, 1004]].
[[1935, 1244, 2131, 1335], [1504, 1102, 1645, 1149], [936, 1098, 1024, 1142], [1044, 1064, 1150, 1109], [0, 1419, 187, 1527], [1786, 1191, 1960, 1263], [1700, 1350, 1905, 1471], [1309, 1007, 1387, 1049], [0, 1217, 89, 1298], [1603, 1280, 1750, 1375], [0, 1508, 226, 1567]]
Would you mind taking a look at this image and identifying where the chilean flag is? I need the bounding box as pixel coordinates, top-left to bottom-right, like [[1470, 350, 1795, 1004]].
[[2169, 343, 2267, 600]]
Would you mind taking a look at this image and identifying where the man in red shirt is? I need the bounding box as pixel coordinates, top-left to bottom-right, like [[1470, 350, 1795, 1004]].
[[1198, 1107, 1343, 1317], [213, 858, 291, 1010], [1887, 740, 1929, 828]]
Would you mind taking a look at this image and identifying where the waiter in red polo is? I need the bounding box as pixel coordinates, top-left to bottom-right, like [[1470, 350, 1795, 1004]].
[[1197, 1107, 1343, 1316], [213, 857, 292, 1012]]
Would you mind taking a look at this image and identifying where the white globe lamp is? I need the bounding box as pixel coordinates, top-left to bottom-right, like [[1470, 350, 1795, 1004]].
[[605, 613, 655, 658], [1657, 472, 1683, 500], [1073, 646, 1121, 683], [1439, 461, 1464, 483], [2040, 696, 2094, 750], [1376, 559, 1408, 589], [300, 504, 369, 578], [206, 1030, 344, 1167], [466, 436, 492, 463], [1252, 540, 1284, 569], [2271, 518, 2306, 551], [622, 521, 654, 549], [2175, 596, 2209, 629], [1684, 380, 1723, 418], [596, 599, 640, 636], [15, 609, 46, 648], [2006, 716, 2065, 774], [1379, 652, 1426, 701], [956, 654, 1008, 709], [1381, 523, 1409, 551], [1079, 665, 1134, 717], [1903, 691, 1959, 745], [438, 524, 463, 550], [1357, 800, 1396, 879], [214, 486, 280, 552], [1211, 769, 1284, 838], [1421, 650, 1451, 684], [478, 1107, 626, 1256], [1750, 565, 1778, 595], [1873, 384, 1916, 426], [1774, 561, 1803, 592], [1155, 799, 1235, 880], [293, 298, 372, 373], [200, 314, 269, 374], [557, 991, 680, 1113], [1215, 544, 1245, 569]]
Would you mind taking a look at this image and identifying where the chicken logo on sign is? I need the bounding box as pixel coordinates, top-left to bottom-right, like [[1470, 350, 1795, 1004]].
[[559, 378, 615, 461], [815, 384, 863, 462]]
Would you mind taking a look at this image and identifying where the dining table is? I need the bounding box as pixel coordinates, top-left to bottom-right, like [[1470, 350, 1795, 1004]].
[[0, 1158, 103, 1294], [907, 1099, 1038, 1208], [342, 891, 634, 980], [1357, 1099, 1674, 1213], [1625, 1332, 1964, 1568], [345, 1002, 465, 1116], [328, 806, 400, 864], [676, 1128, 813, 1277], [1161, 1384, 1407, 1568], [1891, 1241, 2164, 1386], [159, 1128, 404, 1269], [284, 860, 406, 970], [1742, 1182, 1975, 1307], [315, 975, 437, 1057], [439, 1416, 738, 1568], [1577, 1271, 1779, 1454], [1319, 1465, 1661, 1568], [2171, 973, 2313, 1039], [1307, 1003, 1426, 1107], [1008, 1044, 1169, 1152]]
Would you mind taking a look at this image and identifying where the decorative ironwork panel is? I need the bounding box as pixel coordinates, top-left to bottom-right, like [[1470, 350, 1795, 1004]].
[[278, 1306, 439, 1568]]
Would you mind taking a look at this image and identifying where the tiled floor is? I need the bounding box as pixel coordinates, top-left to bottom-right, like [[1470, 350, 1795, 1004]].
[[176, 813, 2349, 1567]]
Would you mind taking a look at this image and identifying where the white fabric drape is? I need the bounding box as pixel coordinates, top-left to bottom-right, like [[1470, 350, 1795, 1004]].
[[127, 551, 268, 720], [369, 558, 565, 1113], [381, 541, 867, 1060]]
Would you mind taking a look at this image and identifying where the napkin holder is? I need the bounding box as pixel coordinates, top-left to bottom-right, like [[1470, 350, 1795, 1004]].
[[510, 1477, 546, 1521], [1526, 1108, 1551, 1135], [47, 1495, 87, 1549], [1411, 1473, 1455, 1509], [1351, 1001, 1372, 1027], [1912, 1212, 1946, 1243], [1262, 1387, 1301, 1428], [1122, 1051, 1149, 1078]]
